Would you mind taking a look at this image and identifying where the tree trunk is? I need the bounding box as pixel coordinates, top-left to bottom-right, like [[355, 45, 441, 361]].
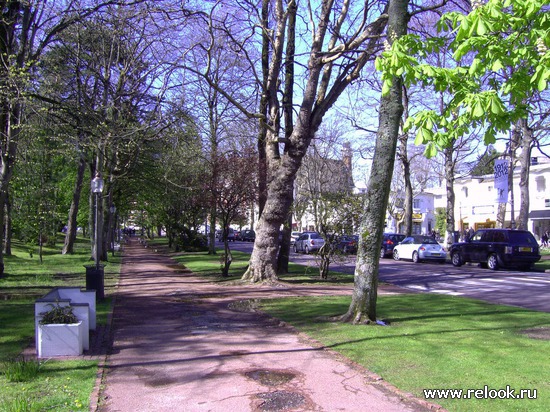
[[242, 153, 300, 282], [277, 211, 292, 274], [444, 147, 456, 245], [341, 0, 408, 324], [208, 210, 217, 255], [516, 118, 532, 230], [276, 0, 296, 273], [4, 191, 11, 256], [221, 239, 232, 277], [402, 155, 413, 236], [63, 155, 87, 254]]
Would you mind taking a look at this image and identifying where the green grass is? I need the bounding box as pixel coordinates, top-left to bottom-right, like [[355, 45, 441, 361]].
[[170, 248, 353, 284], [0, 360, 98, 411], [0, 235, 120, 410], [260, 294, 550, 411]]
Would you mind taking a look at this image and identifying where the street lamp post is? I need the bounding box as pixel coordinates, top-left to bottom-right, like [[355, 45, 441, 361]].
[[86, 172, 105, 301], [91, 173, 104, 270], [110, 204, 116, 256]]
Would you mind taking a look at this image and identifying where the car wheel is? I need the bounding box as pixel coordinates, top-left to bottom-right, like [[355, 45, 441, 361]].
[[487, 253, 499, 270], [393, 250, 400, 261], [304, 245, 310, 254], [412, 251, 420, 263], [380, 247, 386, 259], [451, 252, 463, 267]]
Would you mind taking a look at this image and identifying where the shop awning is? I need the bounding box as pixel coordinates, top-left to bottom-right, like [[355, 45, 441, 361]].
[[528, 210, 550, 219]]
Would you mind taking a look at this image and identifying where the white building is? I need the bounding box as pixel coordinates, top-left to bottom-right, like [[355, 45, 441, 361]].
[[384, 191, 438, 235], [381, 158, 550, 242], [452, 159, 550, 241]]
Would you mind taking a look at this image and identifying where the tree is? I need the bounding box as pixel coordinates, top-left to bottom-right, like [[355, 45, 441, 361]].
[[214, 148, 257, 276], [0, 1, 138, 275], [340, 0, 409, 323], [470, 145, 500, 176], [378, 0, 550, 233], [188, 0, 392, 283]]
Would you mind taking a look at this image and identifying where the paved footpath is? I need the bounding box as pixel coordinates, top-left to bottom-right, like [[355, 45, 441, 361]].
[[95, 239, 442, 412]]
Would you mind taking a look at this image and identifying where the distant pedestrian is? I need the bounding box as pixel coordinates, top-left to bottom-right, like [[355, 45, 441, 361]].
[[542, 231, 549, 248]]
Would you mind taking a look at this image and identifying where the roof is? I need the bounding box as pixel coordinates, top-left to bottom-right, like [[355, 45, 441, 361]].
[[528, 210, 550, 219]]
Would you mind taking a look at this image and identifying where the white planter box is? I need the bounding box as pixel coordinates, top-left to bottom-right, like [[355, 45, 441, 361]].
[[37, 321, 83, 358]]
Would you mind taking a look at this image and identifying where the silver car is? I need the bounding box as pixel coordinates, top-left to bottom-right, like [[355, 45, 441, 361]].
[[392, 235, 446, 263], [293, 232, 325, 254]]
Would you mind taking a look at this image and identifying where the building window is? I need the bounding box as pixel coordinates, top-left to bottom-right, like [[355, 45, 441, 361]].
[[536, 176, 546, 193], [546, 199, 550, 208], [413, 199, 420, 209]]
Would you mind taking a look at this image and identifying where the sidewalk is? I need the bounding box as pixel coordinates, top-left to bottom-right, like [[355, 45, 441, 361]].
[[95, 239, 442, 412]]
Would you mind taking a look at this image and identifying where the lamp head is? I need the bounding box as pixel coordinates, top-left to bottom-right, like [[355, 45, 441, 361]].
[[91, 173, 104, 193]]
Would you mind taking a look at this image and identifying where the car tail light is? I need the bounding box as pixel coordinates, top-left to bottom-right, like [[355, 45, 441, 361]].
[[311, 240, 315, 245], [419, 246, 426, 251], [387, 240, 394, 245]]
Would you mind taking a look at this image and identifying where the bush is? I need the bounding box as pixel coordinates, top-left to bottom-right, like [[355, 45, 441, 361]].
[[39, 304, 78, 325]]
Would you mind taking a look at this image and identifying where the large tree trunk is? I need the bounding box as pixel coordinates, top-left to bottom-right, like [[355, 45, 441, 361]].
[[276, 1, 296, 274], [340, 0, 408, 324], [516, 118, 532, 230], [242, 150, 304, 282], [63, 155, 87, 254]]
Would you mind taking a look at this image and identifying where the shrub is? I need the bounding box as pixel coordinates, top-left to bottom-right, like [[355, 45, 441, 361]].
[[39, 304, 78, 325]]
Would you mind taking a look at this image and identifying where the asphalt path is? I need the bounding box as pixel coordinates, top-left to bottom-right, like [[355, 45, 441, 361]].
[[224, 240, 550, 313]]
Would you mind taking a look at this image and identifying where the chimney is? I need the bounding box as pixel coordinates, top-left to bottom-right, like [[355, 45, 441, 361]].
[[342, 142, 352, 170]]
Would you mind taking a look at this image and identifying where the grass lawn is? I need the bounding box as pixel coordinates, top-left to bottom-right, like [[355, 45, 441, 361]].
[[0, 236, 120, 411], [260, 294, 550, 412], [167, 246, 353, 284]]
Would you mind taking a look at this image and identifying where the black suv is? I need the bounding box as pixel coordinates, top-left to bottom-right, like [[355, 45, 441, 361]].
[[449, 229, 540, 271], [380, 233, 406, 258]]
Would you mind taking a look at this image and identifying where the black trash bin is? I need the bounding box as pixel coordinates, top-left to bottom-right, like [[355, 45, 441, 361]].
[[85, 264, 105, 301], [452, 231, 460, 243]]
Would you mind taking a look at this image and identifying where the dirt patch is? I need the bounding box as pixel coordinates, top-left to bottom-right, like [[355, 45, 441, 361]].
[[520, 327, 550, 340], [255, 390, 307, 411], [245, 369, 297, 387], [228, 299, 260, 312]]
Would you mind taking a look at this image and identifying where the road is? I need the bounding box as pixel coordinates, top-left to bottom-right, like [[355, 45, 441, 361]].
[[224, 240, 550, 313]]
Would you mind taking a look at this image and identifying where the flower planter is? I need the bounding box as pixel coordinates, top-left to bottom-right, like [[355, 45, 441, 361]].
[[37, 321, 84, 358]]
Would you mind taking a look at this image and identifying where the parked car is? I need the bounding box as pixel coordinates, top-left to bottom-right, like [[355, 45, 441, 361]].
[[290, 231, 301, 245], [393, 235, 447, 263], [293, 232, 325, 254], [449, 228, 541, 270], [240, 229, 256, 242], [380, 233, 406, 258], [217, 228, 235, 242], [335, 235, 358, 254]]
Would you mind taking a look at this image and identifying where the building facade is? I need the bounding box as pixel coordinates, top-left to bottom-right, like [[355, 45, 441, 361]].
[[451, 160, 550, 241]]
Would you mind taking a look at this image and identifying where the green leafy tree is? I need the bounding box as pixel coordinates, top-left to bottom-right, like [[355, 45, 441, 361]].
[[377, 0, 550, 156]]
